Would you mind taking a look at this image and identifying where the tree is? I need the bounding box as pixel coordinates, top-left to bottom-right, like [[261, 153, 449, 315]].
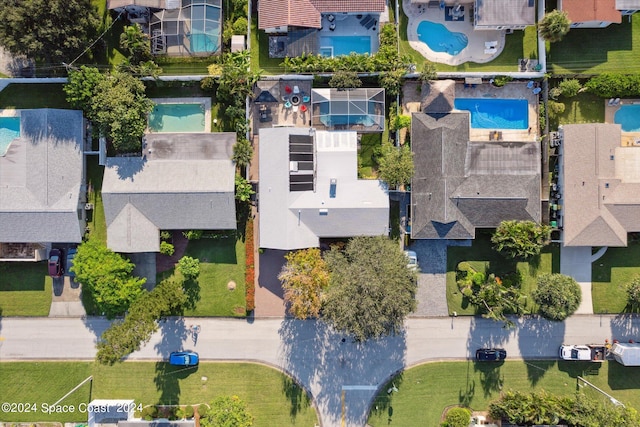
[[91, 72, 154, 152], [232, 17, 248, 35], [201, 396, 253, 427], [628, 276, 640, 311], [232, 138, 253, 167], [491, 220, 551, 260], [0, 0, 100, 64], [378, 68, 406, 96], [64, 66, 105, 111], [547, 100, 566, 118], [278, 248, 329, 319], [418, 62, 437, 83], [323, 236, 417, 341], [96, 278, 187, 364], [538, 10, 571, 43], [377, 141, 414, 188], [71, 238, 146, 318], [178, 256, 200, 280], [235, 174, 255, 202], [329, 70, 362, 90], [533, 273, 581, 320], [120, 24, 152, 65], [558, 78, 581, 98]]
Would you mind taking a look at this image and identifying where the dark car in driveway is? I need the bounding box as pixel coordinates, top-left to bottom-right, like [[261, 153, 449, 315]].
[[48, 248, 64, 277], [476, 348, 507, 362], [169, 351, 199, 367]]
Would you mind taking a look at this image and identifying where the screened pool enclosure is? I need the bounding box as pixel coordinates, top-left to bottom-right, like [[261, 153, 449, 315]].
[[150, 0, 222, 56], [311, 88, 385, 132]]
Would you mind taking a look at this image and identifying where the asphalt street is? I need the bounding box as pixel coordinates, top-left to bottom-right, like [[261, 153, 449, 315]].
[[1, 315, 639, 426]]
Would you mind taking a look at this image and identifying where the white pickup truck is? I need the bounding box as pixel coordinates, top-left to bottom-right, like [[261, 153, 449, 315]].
[[559, 344, 607, 362]]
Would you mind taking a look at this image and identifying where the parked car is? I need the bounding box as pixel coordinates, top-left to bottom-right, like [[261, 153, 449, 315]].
[[169, 351, 199, 367], [66, 248, 77, 278], [475, 348, 507, 362], [404, 250, 418, 270], [48, 248, 64, 277], [559, 344, 597, 361]]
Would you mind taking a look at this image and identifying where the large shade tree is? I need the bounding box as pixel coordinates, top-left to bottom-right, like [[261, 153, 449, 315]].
[[533, 273, 581, 320], [278, 248, 329, 319], [377, 141, 414, 189], [538, 10, 571, 43], [322, 236, 417, 341], [0, 0, 100, 64]]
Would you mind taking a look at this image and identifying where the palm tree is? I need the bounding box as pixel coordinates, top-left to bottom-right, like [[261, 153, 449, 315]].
[[538, 10, 571, 43]]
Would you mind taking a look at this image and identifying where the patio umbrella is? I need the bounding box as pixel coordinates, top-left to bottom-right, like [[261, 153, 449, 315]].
[[255, 90, 278, 103]]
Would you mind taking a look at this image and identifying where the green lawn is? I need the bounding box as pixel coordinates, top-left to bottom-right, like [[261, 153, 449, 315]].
[[0, 362, 318, 426], [592, 241, 640, 313], [160, 236, 246, 317], [446, 231, 560, 315], [368, 360, 640, 426], [86, 156, 107, 244], [0, 262, 52, 316], [359, 133, 381, 178], [398, 2, 538, 72], [549, 14, 640, 74], [250, 14, 283, 74], [0, 84, 71, 109], [552, 91, 605, 128]]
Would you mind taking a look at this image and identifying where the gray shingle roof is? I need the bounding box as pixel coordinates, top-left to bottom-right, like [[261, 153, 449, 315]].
[[0, 109, 84, 243], [410, 112, 540, 240], [102, 133, 236, 253], [259, 128, 389, 250]]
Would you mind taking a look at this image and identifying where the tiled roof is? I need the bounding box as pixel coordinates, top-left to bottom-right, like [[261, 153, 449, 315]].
[[563, 0, 622, 24], [309, 0, 385, 12], [258, 0, 321, 29]]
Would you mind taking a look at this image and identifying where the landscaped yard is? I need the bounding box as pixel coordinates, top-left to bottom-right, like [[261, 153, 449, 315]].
[[0, 84, 71, 109], [250, 14, 284, 74], [398, 1, 538, 72], [446, 231, 560, 315], [368, 360, 640, 426], [592, 242, 640, 313], [0, 362, 318, 426], [551, 91, 605, 128], [549, 14, 640, 75], [0, 263, 52, 316]]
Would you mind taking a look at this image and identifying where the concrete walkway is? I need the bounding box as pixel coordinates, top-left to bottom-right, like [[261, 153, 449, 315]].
[[560, 246, 593, 314]]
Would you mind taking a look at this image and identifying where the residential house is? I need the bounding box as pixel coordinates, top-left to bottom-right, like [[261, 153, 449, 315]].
[[617, 0, 640, 16], [0, 109, 85, 261], [311, 88, 385, 132], [108, 0, 222, 56], [562, 123, 640, 247], [258, 0, 385, 57], [410, 112, 541, 240], [473, 0, 536, 31], [559, 0, 622, 28], [101, 133, 236, 254], [258, 127, 389, 250]]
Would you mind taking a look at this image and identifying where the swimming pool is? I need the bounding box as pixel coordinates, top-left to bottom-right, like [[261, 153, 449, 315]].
[[319, 36, 371, 57], [417, 21, 468, 56], [0, 116, 20, 156], [454, 98, 529, 129], [148, 103, 206, 133], [614, 105, 640, 132]]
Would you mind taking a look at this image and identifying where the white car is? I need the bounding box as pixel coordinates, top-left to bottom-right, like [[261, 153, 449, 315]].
[[559, 344, 591, 361], [404, 250, 418, 271]]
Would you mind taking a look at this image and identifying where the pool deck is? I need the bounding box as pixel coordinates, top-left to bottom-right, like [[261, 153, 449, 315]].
[[149, 97, 212, 133], [605, 99, 640, 146], [404, 0, 504, 65], [251, 80, 313, 134], [318, 14, 380, 55]]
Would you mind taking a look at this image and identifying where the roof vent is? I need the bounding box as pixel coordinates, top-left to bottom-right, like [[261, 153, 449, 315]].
[[330, 178, 337, 198], [605, 183, 610, 188], [610, 155, 615, 160]]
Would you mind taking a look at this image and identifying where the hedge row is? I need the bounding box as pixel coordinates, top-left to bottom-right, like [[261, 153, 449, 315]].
[[245, 219, 255, 312]]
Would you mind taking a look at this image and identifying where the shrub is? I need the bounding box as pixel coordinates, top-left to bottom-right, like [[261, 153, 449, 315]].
[[533, 273, 581, 320], [457, 262, 472, 272], [200, 76, 216, 92], [245, 219, 255, 312], [558, 78, 581, 97], [160, 241, 175, 256], [184, 405, 194, 419], [627, 276, 640, 311], [547, 100, 566, 118], [549, 86, 562, 100], [329, 70, 362, 90], [585, 73, 640, 98], [197, 404, 208, 417], [492, 220, 551, 260], [492, 75, 513, 87], [178, 256, 200, 280], [160, 230, 172, 241], [232, 138, 253, 167], [183, 230, 203, 240], [539, 102, 546, 131], [441, 407, 471, 427], [232, 17, 247, 35], [390, 115, 411, 131], [141, 406, 158, 421]]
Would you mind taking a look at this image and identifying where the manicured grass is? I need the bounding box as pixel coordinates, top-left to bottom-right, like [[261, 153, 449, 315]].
[[86, 156, 107, 245], [359, 133, 381, 178], [0, 263, 52, 316], [155, 58, 213, 75], [0, 84, 71, 109], [0, 362, 318, 426], [592, 241, 640, 313], [552, 91, 605, 128], [161, 236, 246, 317], [446, 230, 560, 315], [250, 14, 283, 74], [368, 360, 640, 426], [398, 2, 538, 72], [549, 14, 640, 74]]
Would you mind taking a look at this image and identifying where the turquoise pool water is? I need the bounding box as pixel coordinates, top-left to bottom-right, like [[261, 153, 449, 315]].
[[319, 36, 371, 57], [148, 103, 205, 133], [189, 32, 219, 53], [417, 21, 468, 55], [0, 116, 20, 156], [454, 98, 529, 129], [614, 105, 640, 132]]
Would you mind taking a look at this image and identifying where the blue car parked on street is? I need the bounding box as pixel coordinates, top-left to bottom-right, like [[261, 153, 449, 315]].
[[169, 351, 199, 367]]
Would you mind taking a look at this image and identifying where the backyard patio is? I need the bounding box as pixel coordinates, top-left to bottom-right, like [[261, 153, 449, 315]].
[[252, 79, 313, 133]]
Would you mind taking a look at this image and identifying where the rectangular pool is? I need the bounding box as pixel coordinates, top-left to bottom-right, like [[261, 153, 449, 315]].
[[0, 116, 20, 156], [319, 35, 371, 57], [148, 103, 206, 133], [454, 98, 529, 130], [614, 104, 640, 132]]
